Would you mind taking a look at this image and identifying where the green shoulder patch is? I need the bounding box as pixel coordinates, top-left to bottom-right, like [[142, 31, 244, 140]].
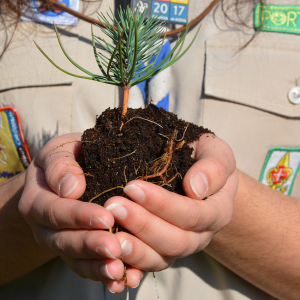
[[254, 3, 300, 35]]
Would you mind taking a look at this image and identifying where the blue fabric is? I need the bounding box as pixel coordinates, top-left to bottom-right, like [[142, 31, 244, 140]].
[[156, 94, 169, 111], [136, 40, 171, 111], [149, 40, 171, 68], [136, 81, 147, 102]]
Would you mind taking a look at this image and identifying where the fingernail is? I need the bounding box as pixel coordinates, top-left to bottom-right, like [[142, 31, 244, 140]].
[[96, 245, 116, 259], [124, 184, 145, 203], [90, 217, 110, 229], [107, 286, 115, 294], [121, 240, 132, 257], [100, 264, 114, 280], [190, 172, 208, 199], [59, 174, 78, 197], [132, 281, 140, 289], [106, 203, 127, 220]]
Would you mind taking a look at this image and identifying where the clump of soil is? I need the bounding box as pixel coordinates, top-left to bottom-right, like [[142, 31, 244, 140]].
[[78, 104, 212, 209]]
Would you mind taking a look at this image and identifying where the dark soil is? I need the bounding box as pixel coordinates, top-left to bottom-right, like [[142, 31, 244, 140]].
[[78, 104, 212, 211]]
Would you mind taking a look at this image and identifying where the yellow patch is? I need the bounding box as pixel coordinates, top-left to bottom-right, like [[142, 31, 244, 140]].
[[0, 108, 31, 183]]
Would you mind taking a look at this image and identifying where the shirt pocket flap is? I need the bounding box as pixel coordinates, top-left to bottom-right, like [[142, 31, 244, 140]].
[[0, 23, 78, 92], [205, 32, 300, 117]]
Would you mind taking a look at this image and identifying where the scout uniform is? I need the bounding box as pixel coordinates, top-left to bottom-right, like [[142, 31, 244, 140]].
[[0, 0, 299, 299]]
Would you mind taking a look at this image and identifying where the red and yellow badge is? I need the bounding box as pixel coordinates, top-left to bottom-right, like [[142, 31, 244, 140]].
[[260, 148, 300, 195], [266, 153, 292, 193], [0, 107, 31, 183]]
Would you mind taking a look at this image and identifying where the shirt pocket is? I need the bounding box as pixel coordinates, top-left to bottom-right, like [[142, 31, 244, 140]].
[[204, 31, 300, 117]]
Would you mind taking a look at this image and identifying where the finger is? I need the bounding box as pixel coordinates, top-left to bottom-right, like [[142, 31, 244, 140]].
[[123, 267, 145, 289], [115, 230, 214, 271], [106, 268, 144, 293], [107, 281, 125, 294], [123, 180, 209, 231], [67, 259, 143, 292], [104, 197, 212, 258], [184, 134, 236, 200], [35, 132, 86, 199], [36, 227, 122, 260], [204, 169, 239, 232], [20, 165, 114, 230], [122, 176, 234, 233], [115, 231, 174, 271], [67, 258, 125, 282]]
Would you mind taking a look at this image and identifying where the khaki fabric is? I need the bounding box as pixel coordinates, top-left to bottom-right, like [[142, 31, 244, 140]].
[[0, 1, 116, 157], [0, 0, 299, 299]]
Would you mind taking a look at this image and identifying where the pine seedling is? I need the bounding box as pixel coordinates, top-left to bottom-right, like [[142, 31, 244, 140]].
[[34, 5, 200, 118]]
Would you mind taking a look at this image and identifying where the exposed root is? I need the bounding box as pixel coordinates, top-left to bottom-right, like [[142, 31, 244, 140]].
[[134, 165, 140, 175], [139, 130, 186, 184], [52, 140, 92, 152], [158, 133, 169, 140], [171, 158, 179, 174], [109, 150, 137, 162], [168, 172, 182, 183], [176, 123, 189, 142], [63, 171, 94, 177], [60, 162, 93, 177], [173, 140, 186, 151], [142, 130, 177, 181], [85, 173, 95, 177], [62, 161, 82, 169], [124, 166, 127, 184], [150, 153, 168, 174], [153, 272, 160, 299], [121, 265, 127, 283], [150, 153, 166, 164], [120, 286, 129, 300], [109, 223, 121, 234], [89, 186, 124, 203], [120, 117, 163, 131]]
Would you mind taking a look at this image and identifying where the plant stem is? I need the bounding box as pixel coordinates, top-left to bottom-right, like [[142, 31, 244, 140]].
[[121, 87, 130, 118]]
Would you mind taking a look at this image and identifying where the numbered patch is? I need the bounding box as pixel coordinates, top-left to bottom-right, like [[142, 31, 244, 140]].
[[131, 0, 189, 24], [169, 3, 188, 24], [260, 148, 300, 195], [152, 1, 170, 21]]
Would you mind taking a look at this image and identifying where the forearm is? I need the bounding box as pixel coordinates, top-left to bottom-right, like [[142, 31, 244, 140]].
[[205, 170, 300, 300], [0, 172, 56, 286]]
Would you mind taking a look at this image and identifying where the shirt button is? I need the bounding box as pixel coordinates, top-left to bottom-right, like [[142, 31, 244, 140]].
[[288, 86, 300, 104]]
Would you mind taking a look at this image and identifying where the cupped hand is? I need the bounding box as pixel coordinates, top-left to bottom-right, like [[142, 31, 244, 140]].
[[18, 133, 143, 293], [104, 134, 239, 272]]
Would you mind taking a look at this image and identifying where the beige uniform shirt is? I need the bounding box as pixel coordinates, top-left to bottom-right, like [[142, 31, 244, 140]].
[[1, 0, 299, 299]]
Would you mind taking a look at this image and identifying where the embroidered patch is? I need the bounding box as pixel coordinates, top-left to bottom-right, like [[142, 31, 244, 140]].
[[131, 0, 189, 24], [21, 0, 79, 26], [260, 148, 300, 195], [0, 107, 31, 183], [254, 4, 300, 35]]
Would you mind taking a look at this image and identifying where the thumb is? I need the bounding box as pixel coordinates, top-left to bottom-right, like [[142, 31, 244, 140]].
[[183, 134, 236, 200], [34, 133, 86, 199]]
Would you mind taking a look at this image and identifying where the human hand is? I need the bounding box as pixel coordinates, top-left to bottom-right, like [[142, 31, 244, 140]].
[[104, 134, 239, 272], [18, 133, 143, 293]]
